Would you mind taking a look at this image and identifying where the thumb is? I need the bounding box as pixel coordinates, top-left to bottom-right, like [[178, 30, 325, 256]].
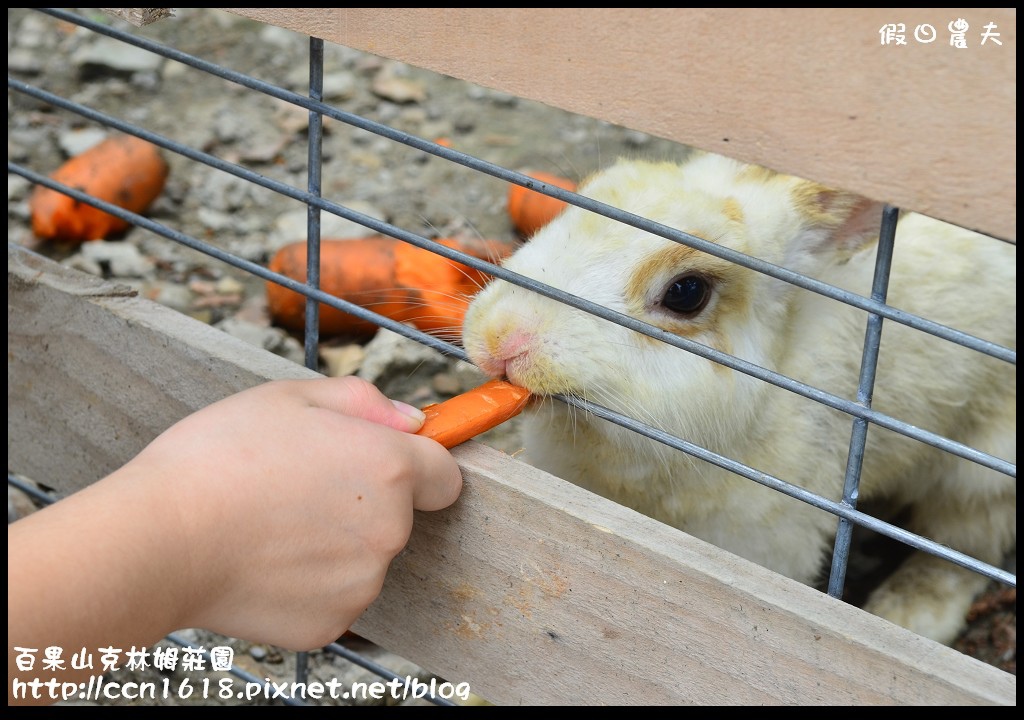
[[298, 375, 427, 433], [287, 376, 463, 510]]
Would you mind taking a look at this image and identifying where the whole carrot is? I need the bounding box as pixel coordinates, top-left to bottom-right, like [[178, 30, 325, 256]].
[[266, 236, 512, 340], [30, 133, 169, 244], [416, 379, 531, 449]]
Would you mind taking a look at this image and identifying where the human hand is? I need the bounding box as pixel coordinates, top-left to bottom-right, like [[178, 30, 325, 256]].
[[103, 375, 463, 650]]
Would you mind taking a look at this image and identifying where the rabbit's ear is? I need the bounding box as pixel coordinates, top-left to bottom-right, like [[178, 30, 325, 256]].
[[788, 182, 886, 270]]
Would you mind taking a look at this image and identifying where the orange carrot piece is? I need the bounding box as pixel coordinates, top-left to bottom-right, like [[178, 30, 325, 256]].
[[416, 379, 531, 449], [267, 236, 404, 338], [266, 236, 513, 340], [29, 133, 169, 244], [507, 170, 577, 238]]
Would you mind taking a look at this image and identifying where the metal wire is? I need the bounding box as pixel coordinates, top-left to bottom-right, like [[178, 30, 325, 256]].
[[325, 643, 459, 707], [163, 633, 309, 707], [827, 205, 899, 597], [294, 32, 327, 692], [7, 474, 61, 506]]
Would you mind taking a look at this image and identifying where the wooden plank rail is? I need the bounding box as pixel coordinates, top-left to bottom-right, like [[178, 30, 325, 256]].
[[222, 8, 1017, 244], [8, 243, 1015, 705]]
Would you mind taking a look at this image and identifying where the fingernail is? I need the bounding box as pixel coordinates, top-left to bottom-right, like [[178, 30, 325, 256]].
[[391, 399, 427, 425]]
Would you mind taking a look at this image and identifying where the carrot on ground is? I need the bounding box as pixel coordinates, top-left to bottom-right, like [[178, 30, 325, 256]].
[[266, 236, 513, 340], [29, 133, 169, 244], [416, 379, 531, 449], [506, 170, 577, 238]]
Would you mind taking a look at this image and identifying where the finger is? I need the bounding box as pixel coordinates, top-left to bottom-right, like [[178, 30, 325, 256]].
[[289, 376, 427, 433], [405, 434, 464, 512]]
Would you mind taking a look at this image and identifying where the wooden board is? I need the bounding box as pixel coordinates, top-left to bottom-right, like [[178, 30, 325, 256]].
[[7, 242, 317, 493], [222, 8, 1016, 243]]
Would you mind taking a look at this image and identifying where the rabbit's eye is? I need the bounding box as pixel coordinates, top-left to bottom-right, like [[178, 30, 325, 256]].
[[662, 275, 711, 316]]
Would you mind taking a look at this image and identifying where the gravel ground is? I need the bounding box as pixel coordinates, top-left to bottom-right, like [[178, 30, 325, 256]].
[[7, 7, 1014, 705]]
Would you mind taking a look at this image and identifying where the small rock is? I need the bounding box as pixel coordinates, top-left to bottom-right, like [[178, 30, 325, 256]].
[[322, 72, 356, 101], [143, 280, 195, 313], [12, 11, 51, 50], [420, 120, 454, 143], [268, 203, 387, 251], [8, 174, 31, 202], [354, 54, 384, 74], [233, 294, 272, 326], [196, 206, 235, 232], [286, 67, 356, 102], [8, 483, 41, 522], [489, 90, 519, 108], [7, 129, 39, 164], [431, 371, 462, 396], [375, 101, 401, 123], [161, 58, 188, 81], [216, 316, 306, 365], [453, 115, 476, 134], [198, 168, 258, 213], [56, 127, 108, 157], [371, 70, 426, 104], [258, 23, 304, 51], [349, 149, 383, 171], [320, 343, 366, 377], [74, 240, 156, 278], [225, 233, 276, 262], [7, 48, 43, 75], [398, 106, 428, 126], [249, 645, 268, 662], [174, 628, 201, 645], [358, 327, 449, 389], [270, 97, 314, 135], [62, 252, 104, 277], [72, 36, 164, 78], [215, 275, 246, 296], [623, 129, 652, 147]]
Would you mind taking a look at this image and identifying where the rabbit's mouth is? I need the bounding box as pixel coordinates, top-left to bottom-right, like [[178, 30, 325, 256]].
[[503, 360, 581, 400]]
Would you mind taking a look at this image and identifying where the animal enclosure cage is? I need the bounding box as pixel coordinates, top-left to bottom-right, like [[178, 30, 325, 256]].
[[7, 8, 1016, 706]]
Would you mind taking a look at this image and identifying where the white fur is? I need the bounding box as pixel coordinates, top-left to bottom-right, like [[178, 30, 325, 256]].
[[463, 153, 1016, 645]]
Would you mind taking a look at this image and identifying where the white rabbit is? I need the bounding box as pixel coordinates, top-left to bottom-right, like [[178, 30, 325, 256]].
[[462, 151, 1016, 646]]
